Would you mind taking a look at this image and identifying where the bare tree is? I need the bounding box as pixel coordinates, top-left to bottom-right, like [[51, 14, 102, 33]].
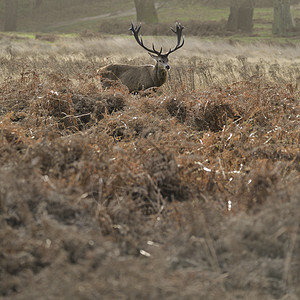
[[34, 0, 43, 9], [227, 0, 254, 33], [134, 0, 158, 24], [273, 0, 294, 36], [4, 0, 18, 31]]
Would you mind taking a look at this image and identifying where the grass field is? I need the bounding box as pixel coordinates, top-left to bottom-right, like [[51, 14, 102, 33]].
[[0, 34, 299, 299], [1, 1, 299, 42]]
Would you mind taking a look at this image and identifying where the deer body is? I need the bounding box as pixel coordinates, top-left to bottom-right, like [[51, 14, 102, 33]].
[[99, 23, 184, 93], [100, 63, 167, 92]]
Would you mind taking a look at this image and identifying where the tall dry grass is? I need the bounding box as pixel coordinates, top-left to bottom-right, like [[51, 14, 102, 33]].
[[1, 36, 300, 86], [0, 36, 299, 300]]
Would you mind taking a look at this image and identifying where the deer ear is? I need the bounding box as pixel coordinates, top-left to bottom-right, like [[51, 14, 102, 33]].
[[148, 53, 158, 60]]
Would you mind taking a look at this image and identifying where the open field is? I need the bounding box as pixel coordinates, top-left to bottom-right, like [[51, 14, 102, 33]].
[[1, 0, 300, 42], [0, 36, 300, 299]]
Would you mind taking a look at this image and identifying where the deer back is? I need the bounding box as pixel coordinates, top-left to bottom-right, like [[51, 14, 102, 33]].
[[100, 64, 167, 92]]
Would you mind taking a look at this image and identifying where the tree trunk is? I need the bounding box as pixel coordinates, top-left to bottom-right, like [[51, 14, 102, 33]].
[[4, 0, 18, 31], [35, 0, 43, 9], [227, 0, 254, 33], [272, 0, 294, 36], [134, 0, 158, 24], [227, 5, 239, 32]]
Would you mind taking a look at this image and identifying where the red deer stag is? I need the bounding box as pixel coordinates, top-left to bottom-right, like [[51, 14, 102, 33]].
[[99, 22, 184, 92]]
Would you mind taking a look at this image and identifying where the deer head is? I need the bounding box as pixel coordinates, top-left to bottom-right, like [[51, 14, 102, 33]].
[[129, 22, 184, 71]]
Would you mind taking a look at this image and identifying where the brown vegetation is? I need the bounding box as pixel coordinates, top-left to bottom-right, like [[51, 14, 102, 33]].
[[0, 37, 299, 299]]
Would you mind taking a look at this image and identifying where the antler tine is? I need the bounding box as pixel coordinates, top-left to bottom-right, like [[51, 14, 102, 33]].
[[130, 22, 161, 56], [176, 23, 184, 46], [135, 25, 141, 34], [167, 22, 185, 56], [129, 22, 137, 33]]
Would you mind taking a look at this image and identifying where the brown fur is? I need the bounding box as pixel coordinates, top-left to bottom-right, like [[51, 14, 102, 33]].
[[99, 63, 167, 92]]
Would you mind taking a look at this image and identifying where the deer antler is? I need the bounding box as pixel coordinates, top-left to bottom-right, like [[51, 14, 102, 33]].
[[129, 22, 184, 57], [166, 22, 185, 55], [129, 23, 162, 56]]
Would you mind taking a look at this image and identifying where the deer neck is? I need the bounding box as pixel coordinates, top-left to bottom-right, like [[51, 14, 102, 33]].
[[153, 63, 167, 87]]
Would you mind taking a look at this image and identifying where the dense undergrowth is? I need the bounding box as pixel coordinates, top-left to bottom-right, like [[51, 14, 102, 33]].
[[0, 37, 299, 299]]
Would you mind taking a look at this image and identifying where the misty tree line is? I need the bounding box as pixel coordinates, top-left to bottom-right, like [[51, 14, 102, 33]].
[[227, 0, 295, 36], [1, 0, 298, 37]]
